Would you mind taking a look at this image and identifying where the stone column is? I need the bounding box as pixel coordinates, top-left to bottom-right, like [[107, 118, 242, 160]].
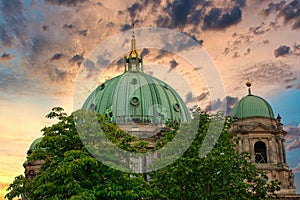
[[267, 138, 271, 163], [249, 138, 255, 162], [281, 138, 287, 164], [238, 137, 242, 153], [243, 137, 249, 152], [271, 137, 278, 163]]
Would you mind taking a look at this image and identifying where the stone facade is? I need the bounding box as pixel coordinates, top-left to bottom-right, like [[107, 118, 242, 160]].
[[22, 150, 44, 200], [231, 115, 299, 198], [23, 150, 44, 180]]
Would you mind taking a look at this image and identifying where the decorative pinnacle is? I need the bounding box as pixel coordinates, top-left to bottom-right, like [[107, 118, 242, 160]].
[[125, 21, 143, 72], [131, 22, 136, 51], [246, 78, 252, 95]]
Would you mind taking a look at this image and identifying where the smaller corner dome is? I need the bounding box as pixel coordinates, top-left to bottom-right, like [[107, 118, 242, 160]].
[[230, 94, 275, 119], [29, 137, 43, 151]]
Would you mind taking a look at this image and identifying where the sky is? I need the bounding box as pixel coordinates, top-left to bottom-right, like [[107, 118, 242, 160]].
[[0, 0, 300, 198]]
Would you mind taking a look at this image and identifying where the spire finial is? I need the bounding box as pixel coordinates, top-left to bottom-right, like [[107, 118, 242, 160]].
[[125, 21, 143, 72], [246, 78, 252, 95], [131, 22, 136, 51]]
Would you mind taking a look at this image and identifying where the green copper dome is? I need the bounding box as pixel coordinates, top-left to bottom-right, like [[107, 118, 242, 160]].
[[82, 35, 191, 125], [231, 94, 274, 119], [82, 71, 191, 124]]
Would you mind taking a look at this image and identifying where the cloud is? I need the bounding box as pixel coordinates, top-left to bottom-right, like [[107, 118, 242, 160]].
[[127, 2, 143, 19], [0, 69, 20, 89], [223, 22, 275, 58], [279, 0, 300, 29], [82, 59, 97, 79], [232, 52, 240, 58], [50, 53, 64, 61], [273, 43, 300, 58], [234, 0, 246, 8], [169, 0, 194, 27], [62, 23, 74, 30], [96, 54, 110, 67], [0, 182, 9, 189], [48, 66, 67, 83], [185, 92, 209, 106], [0, 182, 10, 197], [262, 0, 300, 30], [261, 1, 285, 16], [238, 61, 297, 89], [78, 29, 88, 37], [0, 0, 28, 47], [69, 53, 84, 66], [204, 96, 239, 115], [121, 24, 132, 32], [0, 53, 14, 62], [0, 26, 14, 47], [292, 42, 300, 56], [284, 124, 300, 151], [249, 22, 271, 35], [244, 48, 251, 56], [44, 0, 88, 7], [169, 59, 178, 71], [274, 45, 291, 57], [153, 0, 244, 31], [156, 15, 170, 27], [292, 161, 300, 173], [185, 92, 210, 105], [140, 48, 150, 57], [0, 67, 39, 95], [202, 6, 242, 30]]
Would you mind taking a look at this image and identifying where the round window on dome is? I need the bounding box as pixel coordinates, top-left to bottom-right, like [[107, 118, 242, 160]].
[[131, 97, 139, 106], [131, 78, 138, 84], [90, 104, 96, 111], [173, 103, 180, 112]]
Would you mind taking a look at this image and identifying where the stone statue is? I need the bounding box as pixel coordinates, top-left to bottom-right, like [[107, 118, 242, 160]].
[[288, 170, 295, 187]]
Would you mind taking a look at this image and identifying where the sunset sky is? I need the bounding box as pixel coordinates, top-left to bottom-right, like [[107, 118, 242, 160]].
[[1, 0, 300, 198]]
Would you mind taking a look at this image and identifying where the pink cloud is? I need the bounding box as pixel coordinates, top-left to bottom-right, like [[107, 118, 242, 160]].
[[284, 124, 300, 151], [292, 162, 300, 174]]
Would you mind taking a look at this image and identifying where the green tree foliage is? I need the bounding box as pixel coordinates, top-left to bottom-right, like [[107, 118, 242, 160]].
[[6, 107, 155, 200], [6, 107, 280, 199], [5, 175, 28, 200], [150, 112, 280, 200]]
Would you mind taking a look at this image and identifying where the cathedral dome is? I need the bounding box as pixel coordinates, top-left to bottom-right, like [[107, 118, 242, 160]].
[[231, 95, 274, 119], [230, 82, 274, 119], [82, 34, 191, 125], [82, 71, 191, 124]]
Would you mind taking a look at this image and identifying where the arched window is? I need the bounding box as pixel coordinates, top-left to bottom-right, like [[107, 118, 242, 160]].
[[255, 141, 267, 163]]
